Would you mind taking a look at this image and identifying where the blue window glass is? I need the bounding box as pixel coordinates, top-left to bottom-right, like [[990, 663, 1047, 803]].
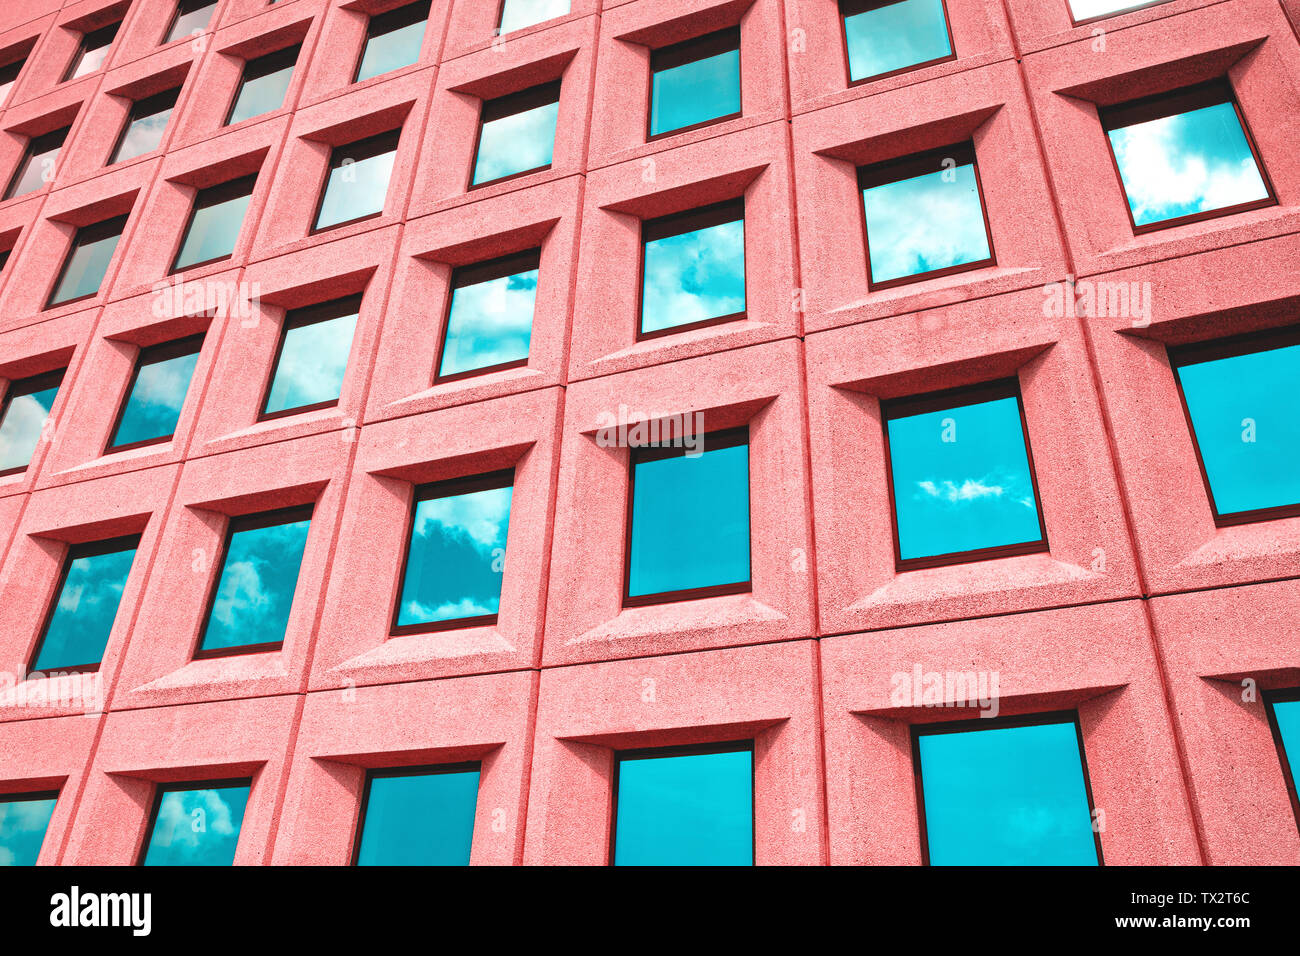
[[499, 0, 569, 35], [884, 381, 1046, 566], [859, 143, 993, 286], [262, 296, 360, 417], [64, 22, 120, 82], [5, 126, 69, 200], [107, 336, 203, 451], [171, 175, 256, 273], [312, 130, 398, 232], [1068, 0, 1172, 21], [640, 199, 745, 337], [354, 766, 480, 866], [1102, 82, 1272, 230], [197, 507, 312, 656], [226, 45, 299, 126], [613, 745, 753, 866], [48, 216, 127, 308], [164, 0, 217, 45], [649, 28, 741, 139], [0, 370, 62, 474], [471, 82, 560, 187], [841, 0, 953, 84], [0, 792, 58, 866], [30, 536, 139, 672], [438, 251, 539, 380], [109, 88, 179, 165], [395, 473, 512, 631], [916, 716, 1100, 866], [627, 429, 750, 603], [1268, 692, 1300, 821], [141, 781, 250, 866], [354, 0, 430, 83], [1170, 329, 1300, 521]]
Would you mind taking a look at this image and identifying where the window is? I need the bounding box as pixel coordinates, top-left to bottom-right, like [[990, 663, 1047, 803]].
[[352, 765, 480, 865], [648, 27, 741, 140], [470, 82, 560, 188], [29, 536, 140, 672], [393, 472, 513, 633], [612, 743, 753, 866], [436, 250, 539, 381], [913, 714, 1101, 866], [225, 45, 300, 126], [47, 215, 127, 307], [63, 21, 120, 82], [195, 506, 313, 657], [106, 335, 204, 452], [261, 296, 360, 418], [0, 370, 62, 476], [840, 0, 954, 85], [498, 0, 569, 35], [1100, 80, 1274, 232], [171, 175, 256, 274], [163, 0, 217, 45], [0, 248, 10, 272], [312, 130, 399, 233], [140, 781, 250, 866], [353, 0, 431, 83], [0, 791, 58, 866], [1265, 689, 1300, 830], [1068, 0, 1172, 23], [5, 127, 69, 201], [625, 428, 750, 606], [108, 87, 180, 166], [1168, 326, 1300, 525], [0, 56, 23, 107], [858, 142, 994, 288], [640, 199, 745, 338], [882, 379, 1047, 569]]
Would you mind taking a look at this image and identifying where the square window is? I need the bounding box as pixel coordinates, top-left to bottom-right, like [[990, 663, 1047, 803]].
[[260, 295, 360, 418], [625, 427, 750, 606], [171, 174, 256, 274], [882, 379, 1047, 569], [311, 130, 399, 233], [840, 0, 954, 85], [1168, 326, 1300, 525], [1068, 0, 1172, 23], [858, 142, 995, 288], [640, 199, 745, 338], [648, 27, 741, 140], [29, 535, 140, 672], [393, 471, 513, 633], [0, 369, 63, 475], [1265, 689, 1300, 830], [106, 334, 204, 452], [0, 57, 23, 107], [5, 127, 70, 201], [352, 764, 480, 865], [1100, 80, 1274, 232], [913, 714, 1101, 866], [225, 45, 300, 127], [163, 0, 217, 46], [63, 21, 121, 83], [140, 780, 250, 865], [108, 87, 180, 166], [436, 250, 539, 381], [353, 0, 431, 84], [47, 215, 128, 308], [612, 743, 753, 866], [470, 82, 560, 188], [498, 0, 569, 35], [194, 505, 313, 658], [0, 791, 59, 866]]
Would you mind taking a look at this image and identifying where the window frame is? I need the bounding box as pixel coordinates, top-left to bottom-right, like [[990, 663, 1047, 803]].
[[169, 174, 257, 275], [467, 80, 562, 191], [350, 0, 432, 85], [1166, 323, 1300, 528], [309, 128, 402, 235], [0, 54, 27, 107], [62, 20, 121, 84], [103, 333, 205, 454], [136, 777, 253, 866], [622, 425, 753, 608], [389, 469, 516, 637], [0, 368, 65, 478], [4, 126, 70, 201], [26, 534, 142, 674], [838, 0, 957, 89], [434, 249, 541, 384], [880, 377, 1049, 571], [911, 710, 1105, 866], [107, 86, 181, 167], [161, 0, 217, 46], [349, 761, 483, 866], [1264, 687, 1300, 835], [494, 0, 567, 35], [46, 214, 129, 309], [223, 43, 301, 127], [1098, 79, 1277, 235], [645, 26, 743, 143], [609, 739, 756, 866], [258, 294, 363, 421], [191, 504, 315, 660]]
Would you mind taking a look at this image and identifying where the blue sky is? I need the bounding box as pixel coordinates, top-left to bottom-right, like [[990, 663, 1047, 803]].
[[1274, 700, 1300, 773], [51, 229, 121, 305], [863, 163, 990, 284], [174, 191, 251, 271], [473, 101, 558, 185], [0, 796, 57, 866], [355, 15, 426, 83], [355, 770, 480, 865], [316, 148, 394, 230], [33, 544, 137, 671], [227, 60, 294, 127], [650, 48, 740, 137], [0, 383, 59, 472], [142, 785, 249, 866], [114, 106, 172, 165], [641, 219, 745, 334], [111, 349, 199, 447], [200, 517, 311, 652], [264, 311, 357, 414], [440, 268, 537, 377], [844, 0, 952, 83], [499, 0, 569, 35]]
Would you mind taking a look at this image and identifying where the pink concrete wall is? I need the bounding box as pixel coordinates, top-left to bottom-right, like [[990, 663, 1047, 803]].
[[0, 0, 1297, 865]]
